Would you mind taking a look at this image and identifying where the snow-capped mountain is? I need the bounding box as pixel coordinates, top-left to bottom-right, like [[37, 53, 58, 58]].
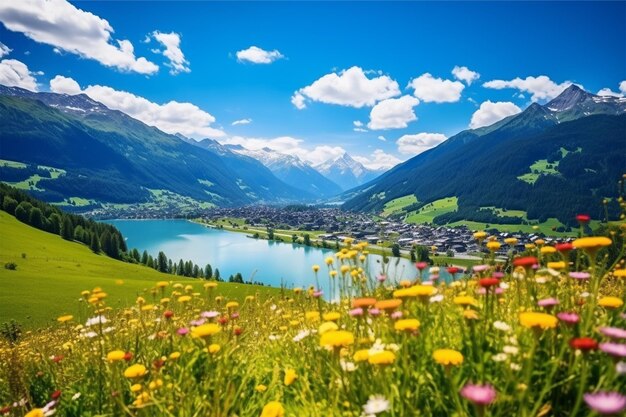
[[229, 146, 343, 198], [314, 153, 382, 191]]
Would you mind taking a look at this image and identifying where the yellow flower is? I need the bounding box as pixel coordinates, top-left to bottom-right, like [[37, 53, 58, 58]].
[[106, 350, 126, 363], [169, 352, 181, 360], [226, 301, 239, 309], [130, 383, 143, 393], [256, 384, 267, 392], [312, 265, 320, 272], [261, 401, 285, 417], [547, 261, 566, 270], [124, 364, 147, 379], [368, 351, 396, 365], [325, 257, 334, 265], [305, 311, 320, 321], [25, 409, 44, 417], [374, 299, 403, 310], [208, 344, 221, 354], [353, 349, 370, 362], [204, 282, 218, 289], [191, 323, 221, 338], [320, 330, 354, 348], [149, 379, 163, 390], [598, 297, 624, 309], [177, 295, 192, 303], [433, 349, 464, 366], [613, 269, 626, 278], [486, 241, 501, 251], [318, 321, 339, 335], [504, 237, 518, 245], [473, 231, 487, 240], [394, 318, 421, 332], [453, 296, 478, 306], [573, 237, 612, 252], [57, 314, 73, 323], [463, 310, 479, 320], [284, 368, 297, 385], [519, 312, 558, 329], [322, 312, 341, 321], [540, 246, 556, 254], [535, 239, 545, 246], [156, 281, 169, 288]]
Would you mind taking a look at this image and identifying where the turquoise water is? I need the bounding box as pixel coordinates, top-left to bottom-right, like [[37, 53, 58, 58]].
[[107, 219, 449, 291]]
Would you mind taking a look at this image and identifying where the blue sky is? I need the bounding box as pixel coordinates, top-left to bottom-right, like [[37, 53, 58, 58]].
[[0, 1, 624, 169]]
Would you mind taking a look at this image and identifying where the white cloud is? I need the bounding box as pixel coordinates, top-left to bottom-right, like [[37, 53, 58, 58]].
[[0, 42, 11, 58], [0, 59, 38, 91], [151, 31, 190, 75], [353, 120, 364, 127], [353, 149, 401, 170], [408, 73, 464, 103], [49, 75, 81, 95], [368, 95, 420, 130], [49, 76, 224, 138], [377, 135, 386, 142], [0, 0, 158, 74], [354, 128, 368, 132], [397, 133, 447, 155], [452, 66, 480, 85], [236, 46, 284, 64], [483, 75, 579, 102], [469, 101, 521, 129], [291, 92, 306, 109], [293, 66, 400, 109], [597, 88, 623, 98], [231, 118, 252, 126], [620, 80, 626, 95]]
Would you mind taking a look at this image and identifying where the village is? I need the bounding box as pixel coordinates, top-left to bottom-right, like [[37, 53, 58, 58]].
[[199, 205, 574, 258]]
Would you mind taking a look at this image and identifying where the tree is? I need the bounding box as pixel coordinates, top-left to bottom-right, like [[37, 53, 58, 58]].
[[48, 213, 61, 234], [131, 248, 140, 263], [391, 243, 401, 257], [100, 231, 113, 257], [90, 233, 100, 253], [267, 227, 274, 240], [303, 234, 311, 246], [204, 264, 213, 280], [214, 268, 221, 281], [147, 255, 154, 269], [414, 245, 431, 263], [410, 247, 416, 262], [14, 204, 28, 224], [157, 251, 168, 273], [28, 207, 44, 229], [141, 250, 149, 265], [178, 259, 185, 275], [193, 264, 201, 278], [61, 216, 74, 240], [73, 225, 85, 243], [2, 196, 17, 215]]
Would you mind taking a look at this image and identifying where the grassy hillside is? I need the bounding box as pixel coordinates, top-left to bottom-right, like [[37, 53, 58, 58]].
[[0, 211, 278, 328]]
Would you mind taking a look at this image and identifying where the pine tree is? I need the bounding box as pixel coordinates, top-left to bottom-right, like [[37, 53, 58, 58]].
[[157, 251, 168, 273], [177, 259, 184, 275], [215, 268, 221, 281], [141, 250, 149, 265], [28, 207, 44, 229], [61, 216, 74, 240], [204, 264, 213, 280], [90, 233, 100, 253]]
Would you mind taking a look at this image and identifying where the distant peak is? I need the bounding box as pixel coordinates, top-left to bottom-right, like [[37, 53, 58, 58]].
[[545, 84, 593, 112]]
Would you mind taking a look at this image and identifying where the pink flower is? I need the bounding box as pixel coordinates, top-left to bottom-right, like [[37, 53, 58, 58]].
[[313, 290, 323, 298], [177, 327, 189, 336], [201, 311, 220, 319], [599, 327, 626, 340], [415, 262, 428, 270], [391, 311, 403, 320], [429, 274, 439, 281], [189, 319, 206, 326], [584, 392, 626, 415], [472, 264, 489, 273], [493, 272, 504, 279], [369, 308, 381, 316], [349, 308, 364, 317], [557, 312, 580, 325], [460, 383, 496, 406], [569, 271, 591, 280], [537, 298, 559, 308], [377, 274, 387, 282], [599, 342, 626, 358]]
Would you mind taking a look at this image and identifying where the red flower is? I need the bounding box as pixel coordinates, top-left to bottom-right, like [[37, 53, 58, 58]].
[[218, 316, 229, 325], [163, 310, 174, 319], [123, 352, 133, 362], [415, 262, 428, 270], [52, 355, 64, 363], [153, 359, 165, 370], [51, 390, 62, 400], [447, 267, 460, 274], [512, 257, 538, 268], [478, 277, 500, 288], [555, 243, 574, 253], [233, 326, 243, 336], [576, 214, 591, 223], [570, 337, 598, 351], [0, 406, 11, 415]]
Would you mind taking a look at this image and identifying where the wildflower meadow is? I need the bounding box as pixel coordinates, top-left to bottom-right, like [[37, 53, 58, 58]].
[[1, 216, 625, 416]]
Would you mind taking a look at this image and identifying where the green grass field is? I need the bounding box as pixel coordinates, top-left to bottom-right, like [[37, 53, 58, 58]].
[[404, 197, 458, 224], [0, 211, 278, 329], [382, 195, 417, 217]]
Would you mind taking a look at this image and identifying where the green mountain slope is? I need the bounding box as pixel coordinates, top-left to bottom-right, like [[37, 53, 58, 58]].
[[343, 87, 626, 226]]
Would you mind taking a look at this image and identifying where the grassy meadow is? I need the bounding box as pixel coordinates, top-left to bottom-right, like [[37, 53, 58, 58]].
[[0, 211, 278, 329]]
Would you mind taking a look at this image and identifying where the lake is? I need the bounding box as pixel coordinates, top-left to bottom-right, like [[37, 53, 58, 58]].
[[107, 219, 452, 291]]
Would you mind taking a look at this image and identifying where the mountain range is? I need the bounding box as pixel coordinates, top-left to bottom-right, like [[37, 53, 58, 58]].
[[342, 85, 626, 226], [0, 85, 378, 207]]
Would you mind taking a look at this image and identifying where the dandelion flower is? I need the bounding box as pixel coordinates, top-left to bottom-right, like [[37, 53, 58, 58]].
[[106, 350, 126, 363], [519, 312, 557, 329], [191, 323, 221, 338], [284, 368, 297, 385], [573, 237, 611, 251], [124, 364, 147, 379], [433, 349, 463, 366], [25, 410, 44, 417], [394, 318, 420, 332], [598, 297, 624, 309], [260, 401, 285, 417], [320, 330, 354, 348], [368, 351, 395, 365], [57, 315, 73, 323]]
